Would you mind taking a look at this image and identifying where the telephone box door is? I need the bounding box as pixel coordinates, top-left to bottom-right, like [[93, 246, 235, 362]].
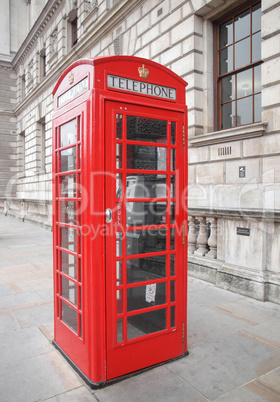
[[105, 101, 187, 380]]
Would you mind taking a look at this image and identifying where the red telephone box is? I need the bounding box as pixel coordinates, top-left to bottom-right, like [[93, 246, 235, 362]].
[[52, 56, 188, 387]]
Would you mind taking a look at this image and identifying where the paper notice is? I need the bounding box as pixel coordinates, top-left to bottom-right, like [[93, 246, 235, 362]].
[[145, 283, 156, 303]]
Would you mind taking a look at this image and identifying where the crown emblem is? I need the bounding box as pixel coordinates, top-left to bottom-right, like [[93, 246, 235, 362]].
[[138, 64, 149, 79], [69, 71, 74, 85]]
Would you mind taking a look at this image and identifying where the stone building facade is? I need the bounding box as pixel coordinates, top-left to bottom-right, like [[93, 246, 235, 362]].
[[0, 0, 279, 303]]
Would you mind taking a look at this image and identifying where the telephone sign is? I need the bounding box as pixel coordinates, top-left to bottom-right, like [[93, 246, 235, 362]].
[[52, 56, 188, 387]]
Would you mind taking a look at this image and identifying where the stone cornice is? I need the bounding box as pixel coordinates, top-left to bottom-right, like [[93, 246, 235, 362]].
[[188, 207, 280, 221], [12, 0, 64, 69], [189, 122, 268, 147]]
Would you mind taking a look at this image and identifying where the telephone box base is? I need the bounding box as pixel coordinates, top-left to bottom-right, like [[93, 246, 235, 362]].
[[53, 339, 189, 389]]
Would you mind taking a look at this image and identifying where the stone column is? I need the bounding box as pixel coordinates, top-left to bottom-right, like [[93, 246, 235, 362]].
[[188, 215, 197, 254], [206, 217, 217, 259], [194, 216, 208, 256]]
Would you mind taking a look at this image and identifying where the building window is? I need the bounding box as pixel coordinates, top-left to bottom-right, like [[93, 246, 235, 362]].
[[217, 1, 262, 130], [40, 49, 46, 79], [72, 17, 78, 46]]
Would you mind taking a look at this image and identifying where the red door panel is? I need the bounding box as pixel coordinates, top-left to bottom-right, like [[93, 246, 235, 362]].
[[105, 101, 186, 380]]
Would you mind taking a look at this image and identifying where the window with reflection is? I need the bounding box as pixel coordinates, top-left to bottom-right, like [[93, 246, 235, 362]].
[[217, 1, 262, 129]]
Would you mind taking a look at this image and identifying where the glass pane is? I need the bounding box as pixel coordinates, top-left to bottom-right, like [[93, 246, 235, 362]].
[[254, 65, 261, 93], [126, 145, 167, 171], [219, 19, 233, 48], [237, 96, 253, 125], [60, 147, 76, 172], [60, 251, 77, 279], [61, 226, 77, 252], [127, 282, 166, 311], [117, 319, 123, 343], [60, 201, 78, 225], [234, 8, 250, 42], [237, 69, 252, 98], [221, 101, 235, 129], [252, 3, 261, 33], [171, 280, 175, 302], [60, 174, 77, 198], [60, 119, 77, 148], [171, 228, 175, 250], [61, 300, 77, 333], [116, 114, 123, 139], [171, 121, 176, 144], [117, 290, 123, 314], [127, 255, 166, 283], [171, 149, 176, 171], [170, 254, 175, 276], [171, 306, 175, 328], [126, 202, 167, 226], [116, 232, 123, 256], [126, 229, 167, 256], [116, 173, 122, 198], [79, 314, 82, 338], [126, 174, 167, 198], [252, 32, 261, 62], [221, 75, 235, 102], [116, 143, 122, 169], [235, 37, 250, 69], [254, 93, 262, 122], [171, 202, 175, 224], [116, 260, 123, 286], [62, 277, 77, 306], [219, 46, 233, 74], [127, 309, 166, 340], [171, 176, 175, 198], [126, 116, 167, 143]]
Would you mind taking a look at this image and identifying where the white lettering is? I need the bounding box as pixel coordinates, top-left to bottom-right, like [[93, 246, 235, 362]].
[[107, 74, 176, 100]]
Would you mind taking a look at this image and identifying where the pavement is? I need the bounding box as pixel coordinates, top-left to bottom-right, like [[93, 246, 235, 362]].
[[0, 214, 280, 402]]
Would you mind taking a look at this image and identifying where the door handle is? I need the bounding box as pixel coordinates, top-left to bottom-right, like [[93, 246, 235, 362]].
[[106, 208, 112, 223]]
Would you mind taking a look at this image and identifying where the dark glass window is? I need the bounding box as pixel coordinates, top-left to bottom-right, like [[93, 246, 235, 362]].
[[217, 2, 262, 129], [72, 17, 78, 46]]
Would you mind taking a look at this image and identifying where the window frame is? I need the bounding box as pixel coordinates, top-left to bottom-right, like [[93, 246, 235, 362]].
[[215, 0, 262, 131]]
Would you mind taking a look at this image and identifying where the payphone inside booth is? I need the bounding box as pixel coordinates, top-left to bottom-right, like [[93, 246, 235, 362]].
[[52, 56, 188, 387]]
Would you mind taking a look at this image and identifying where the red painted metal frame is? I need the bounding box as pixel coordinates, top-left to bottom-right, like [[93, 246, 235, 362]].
[[52, 56, 188, 386]]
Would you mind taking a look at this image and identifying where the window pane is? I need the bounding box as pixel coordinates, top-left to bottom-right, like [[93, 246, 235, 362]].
[[235, 37, 250, 69], [219, 46, 233, 74], [60, 147, 76, 172], [252, 32, 261, 62], [126, 116, 167, 143], [237, 96, 253, 125], [60, 251, 77, 279], [116, 143, 122, 169], [254, 65, 261, 93], [62, 277, 77, 306], [234, 8, 250, 42], [126, 174, 167, 198], [61, 227, 77, 252], [126, 202, 167, 227], [127, 255, 166, 284], [127, 282, 166, 312], [127, 309, 166, 340], [237, 69, 252, 98], [126, 145, 167, 171], [219, 19, 233, 48], [61, 300, 77, 333], [60, 119, 77, 148], [127, 229, 166, 256], [221, 75, 235, 102], [116, 114, 123, 139], [252, 3, 261, 33], [60, 174, 77, 198], [221, 102, 235, 129], [60, 201, 78, 225], [254, 93, 262, 122]]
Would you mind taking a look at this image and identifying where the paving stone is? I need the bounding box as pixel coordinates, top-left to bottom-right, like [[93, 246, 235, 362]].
[[0, 351, 83, 402], [94, 365, 208, 402], [43, 386, 96, 401], [12, 302, 53, 328], [167, 332, 280, 400]]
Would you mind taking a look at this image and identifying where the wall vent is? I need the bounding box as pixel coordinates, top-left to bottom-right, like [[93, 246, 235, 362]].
[[218, 146, 231, 156]]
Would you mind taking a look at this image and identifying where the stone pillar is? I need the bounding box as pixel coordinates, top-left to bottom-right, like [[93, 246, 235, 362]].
[[194, 216, 208, 256], [188, 215, 197, 254], [206, 217, 217, 259]]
